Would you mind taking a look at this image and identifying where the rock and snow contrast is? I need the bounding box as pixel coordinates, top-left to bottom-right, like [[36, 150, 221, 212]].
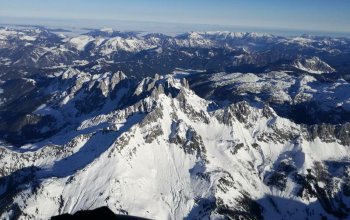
[[0, 27, 350, 220], [292, 57, 336, 74]]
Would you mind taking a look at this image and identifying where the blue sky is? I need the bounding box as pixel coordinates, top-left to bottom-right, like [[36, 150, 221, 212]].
[[0, 0, 349, 33]]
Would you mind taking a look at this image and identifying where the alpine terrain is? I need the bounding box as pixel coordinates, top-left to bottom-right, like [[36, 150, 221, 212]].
[[0, 27, 350, 220]]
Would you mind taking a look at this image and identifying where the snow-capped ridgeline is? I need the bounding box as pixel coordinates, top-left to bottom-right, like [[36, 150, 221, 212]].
[[1, 27, 349, 67], [1, 72, 350, 219], [189, 71, 350, 111], [292, 56, 336, 74]]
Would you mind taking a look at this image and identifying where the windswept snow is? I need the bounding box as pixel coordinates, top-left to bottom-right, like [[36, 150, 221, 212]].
[[68, 35, 95, 51]]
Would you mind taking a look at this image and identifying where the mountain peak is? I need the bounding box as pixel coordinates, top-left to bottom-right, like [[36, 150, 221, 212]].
[[292, 56, 336, 74]]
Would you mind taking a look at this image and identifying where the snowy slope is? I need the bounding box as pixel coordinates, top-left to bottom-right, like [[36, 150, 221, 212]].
[[292, 56, 336, 74], [187, 70, 350, 123], [1, 74, 350, 219]]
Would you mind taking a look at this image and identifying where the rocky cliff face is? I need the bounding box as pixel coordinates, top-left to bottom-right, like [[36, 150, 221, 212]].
[[1, 73, 350, 220]]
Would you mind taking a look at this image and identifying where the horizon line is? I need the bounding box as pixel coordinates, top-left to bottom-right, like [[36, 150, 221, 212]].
[[1, 15, 350, 38]]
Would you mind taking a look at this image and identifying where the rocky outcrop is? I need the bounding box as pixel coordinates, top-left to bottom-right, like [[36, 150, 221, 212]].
[[306, 122, 350, 145]]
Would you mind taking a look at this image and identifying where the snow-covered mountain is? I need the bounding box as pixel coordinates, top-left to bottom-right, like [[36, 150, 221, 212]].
[[1, 27, 350, 219], [1, 27, 350, 76], [186, 70, 350, 124], [0, 71, 350, 219], [292, 57, 336, 74]]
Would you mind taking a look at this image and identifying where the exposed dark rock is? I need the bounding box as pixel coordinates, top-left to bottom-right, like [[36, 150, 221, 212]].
[[51, 206, 150, 220], [216, 195, 263, 220]]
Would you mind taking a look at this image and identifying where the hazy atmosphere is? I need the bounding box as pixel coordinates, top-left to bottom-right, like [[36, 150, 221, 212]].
[[1, 0, 350, 36]]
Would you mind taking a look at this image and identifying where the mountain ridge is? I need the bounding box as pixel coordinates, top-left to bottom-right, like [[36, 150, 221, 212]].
[[1, 73, 350, 219]]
